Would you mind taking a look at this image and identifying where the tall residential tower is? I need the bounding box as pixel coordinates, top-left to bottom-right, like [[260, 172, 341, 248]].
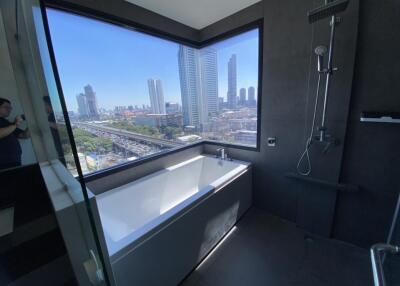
[[239, 88, 247, 105], [84, 84, 99, 117], [227, 54, 237, 109], [178, 45, 218, 127], [147, 79, 166, 114], [248, 86, 256, 107], [76, 93, 88, 117], [200, 48, 219, 117], [76, 85, 99, 118]]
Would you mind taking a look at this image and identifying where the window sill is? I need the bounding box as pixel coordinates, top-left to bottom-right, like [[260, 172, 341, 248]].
[[83, 140, 259, 183]]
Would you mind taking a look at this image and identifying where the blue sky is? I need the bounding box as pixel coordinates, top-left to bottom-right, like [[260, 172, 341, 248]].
[[46, 8, 259, 112]]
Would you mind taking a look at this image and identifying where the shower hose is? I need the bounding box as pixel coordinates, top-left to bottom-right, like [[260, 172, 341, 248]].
[[296, 73, 322, 176]]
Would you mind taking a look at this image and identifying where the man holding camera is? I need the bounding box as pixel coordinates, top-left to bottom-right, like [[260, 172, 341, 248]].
[[0, 98, 30, 170]]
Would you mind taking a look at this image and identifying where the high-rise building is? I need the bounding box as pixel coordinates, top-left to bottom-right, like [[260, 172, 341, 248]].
[[155, 79, 166, 113], [147, 79, 166, 114], [166, 102, 180, 114], [76, 93, 88, 117], [178, 45, 218, 127], [84, 84, 99, 117], [218, 97, 224, 107], [200, 48, 219, 117], [248, 86, 256, 107], [239, 88, 246, 105], [227, 54, 237, 109], [178, 46, 202, 127]]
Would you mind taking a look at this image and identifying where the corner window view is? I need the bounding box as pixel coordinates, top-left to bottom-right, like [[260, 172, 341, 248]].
[[45, 8, 259, 175]]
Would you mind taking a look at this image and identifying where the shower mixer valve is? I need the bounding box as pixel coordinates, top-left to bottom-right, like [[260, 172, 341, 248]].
[[312, 131, 340, 154]]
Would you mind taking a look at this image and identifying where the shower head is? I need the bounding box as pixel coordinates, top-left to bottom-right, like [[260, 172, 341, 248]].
[[315, 46, 328, 73], [308, 0, 350, 23], [315, 45, 328, 56]]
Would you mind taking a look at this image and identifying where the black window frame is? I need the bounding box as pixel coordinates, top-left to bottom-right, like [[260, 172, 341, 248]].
[[39, 0, 263, 182]]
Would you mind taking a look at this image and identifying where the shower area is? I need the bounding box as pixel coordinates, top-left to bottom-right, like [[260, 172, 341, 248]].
[[297, 0, 349, 176], [0, 0, 399, 285]]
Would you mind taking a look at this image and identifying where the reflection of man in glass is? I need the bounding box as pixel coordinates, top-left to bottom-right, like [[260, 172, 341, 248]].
[[43, 96, 65, 165], [0, 98, 30, 170]]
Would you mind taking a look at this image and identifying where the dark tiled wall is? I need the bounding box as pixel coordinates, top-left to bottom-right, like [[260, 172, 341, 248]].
[[334, 0, 400, 247]]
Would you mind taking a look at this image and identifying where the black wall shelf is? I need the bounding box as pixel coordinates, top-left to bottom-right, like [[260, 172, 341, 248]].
[[285, 172, 360, 193], [360, 112, 400, 124]]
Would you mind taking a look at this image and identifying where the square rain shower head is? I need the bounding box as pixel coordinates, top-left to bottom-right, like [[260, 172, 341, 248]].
[[308, 0, 350, 23]]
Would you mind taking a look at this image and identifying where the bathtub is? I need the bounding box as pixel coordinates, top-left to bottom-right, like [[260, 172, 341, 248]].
[[94, 154, 252, 286]]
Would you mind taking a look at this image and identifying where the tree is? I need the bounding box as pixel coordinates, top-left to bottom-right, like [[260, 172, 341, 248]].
[[73, 128, 113, 154]]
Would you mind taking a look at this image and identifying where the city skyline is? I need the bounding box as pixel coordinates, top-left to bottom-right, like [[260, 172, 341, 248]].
[[72, 51, 257, 117], [72, 54, 257, 116], [74, 81, 257, 117], [46, 8, 259, 113]]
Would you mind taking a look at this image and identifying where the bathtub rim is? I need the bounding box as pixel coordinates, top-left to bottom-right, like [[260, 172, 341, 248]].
[[97, 154, 250, 201]]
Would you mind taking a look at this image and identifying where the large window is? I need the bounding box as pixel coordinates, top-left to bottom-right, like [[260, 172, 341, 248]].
[[45, 8, 260, 175]]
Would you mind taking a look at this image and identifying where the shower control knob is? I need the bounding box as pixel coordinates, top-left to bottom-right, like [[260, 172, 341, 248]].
[[267, 137, 276, 147]]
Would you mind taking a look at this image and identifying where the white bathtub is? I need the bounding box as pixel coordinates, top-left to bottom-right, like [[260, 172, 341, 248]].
[[96, 155, 250, 258]]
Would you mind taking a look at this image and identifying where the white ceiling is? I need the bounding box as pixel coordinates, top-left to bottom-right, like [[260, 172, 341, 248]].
[[125, 0, 261, 29]]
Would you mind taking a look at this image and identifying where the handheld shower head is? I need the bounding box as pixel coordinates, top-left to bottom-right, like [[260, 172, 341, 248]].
[[315, 45, 328, 56], [315, 45, 328, 73]]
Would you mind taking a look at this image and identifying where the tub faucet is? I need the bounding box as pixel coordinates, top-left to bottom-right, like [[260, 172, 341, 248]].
[[216, 148, 228, 160]]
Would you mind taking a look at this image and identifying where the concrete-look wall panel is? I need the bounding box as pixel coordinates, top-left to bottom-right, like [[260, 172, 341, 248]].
[[199, 2, 263, 42], [335, 0, 400, 247], [53, 0, 199, 43]]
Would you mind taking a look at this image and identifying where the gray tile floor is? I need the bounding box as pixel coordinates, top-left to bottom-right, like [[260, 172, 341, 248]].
[[181, 207, 373, 286]]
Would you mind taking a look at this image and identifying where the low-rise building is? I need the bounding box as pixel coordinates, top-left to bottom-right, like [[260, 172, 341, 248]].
[[232, 130, 257, 145], [134, 113, 183, 128]]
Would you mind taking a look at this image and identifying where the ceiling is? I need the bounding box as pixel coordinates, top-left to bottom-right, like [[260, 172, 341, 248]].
[[124, 0, 261, 30]]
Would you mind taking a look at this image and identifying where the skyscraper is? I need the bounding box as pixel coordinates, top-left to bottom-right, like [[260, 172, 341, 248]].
[[147, 79, 166, 114], [155, 79, 166, 114], [227, 54, 237, 109], [239, 88, 247, 106], [84, 84, 99, 117], [200, 48, 219, 117], [248, 86, 256, 107], [178, 46, 202, 127], [178, 45, 218, 127], [76, 93, 88, 117], [218, 97, 224, 107]]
